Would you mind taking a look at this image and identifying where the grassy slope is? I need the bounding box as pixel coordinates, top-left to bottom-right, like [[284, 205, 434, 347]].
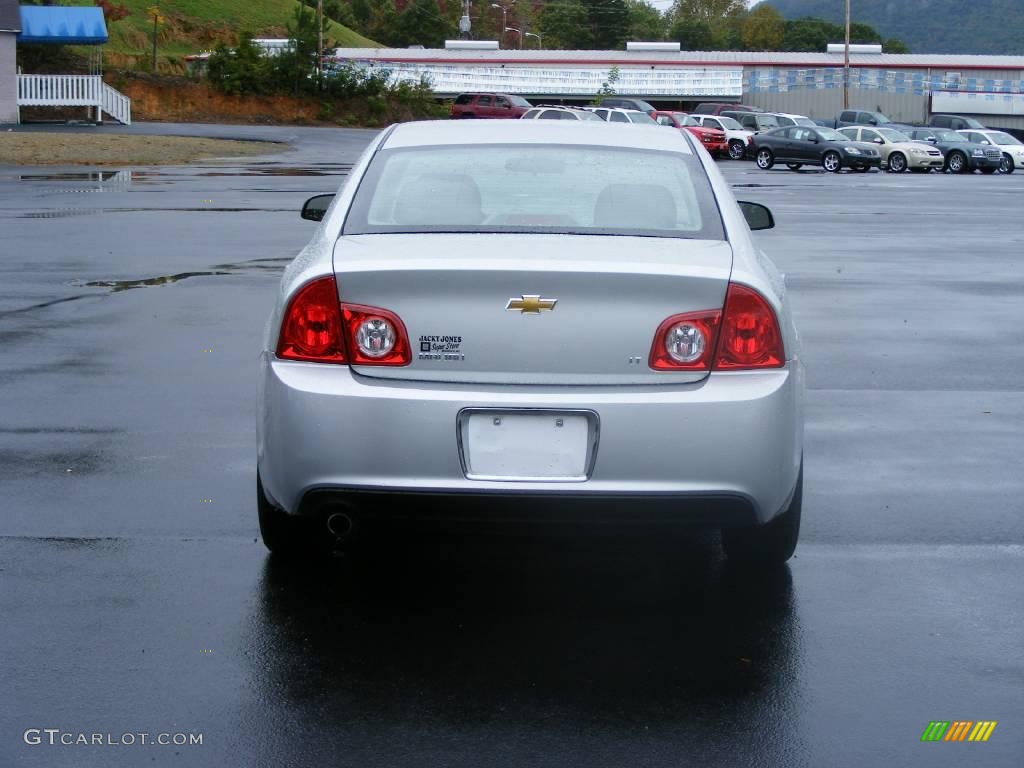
[[73, 0, 378, 56]]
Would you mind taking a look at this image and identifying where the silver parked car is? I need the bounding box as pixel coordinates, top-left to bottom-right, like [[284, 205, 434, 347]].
[[258, 120, 805, 565]]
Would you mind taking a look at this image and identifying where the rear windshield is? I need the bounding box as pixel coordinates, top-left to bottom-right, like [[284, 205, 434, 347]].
[[454, 94, 475, 104], [628, 111, 657, 125], [344, 144, 724, 240]]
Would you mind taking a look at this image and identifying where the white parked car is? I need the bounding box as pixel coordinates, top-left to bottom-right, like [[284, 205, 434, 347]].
[[583, 107, 659, 125], [521, 106, 603, 122], [692, 114, 755, 160], [258, 120, 805, 566], [957, 129, 1024, 174], [765, 112, 817, 128]]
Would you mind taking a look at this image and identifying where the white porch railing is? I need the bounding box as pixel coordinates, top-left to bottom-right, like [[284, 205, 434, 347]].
[[101, 83, 132, 125], [17, 75, 132, 125]]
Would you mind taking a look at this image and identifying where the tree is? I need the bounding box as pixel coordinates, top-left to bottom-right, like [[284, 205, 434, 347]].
[[883, 37, 909, 53], [538, 0, 593, 49], [666, 0, 745, 49], [625, 0, 666, 41], [582, 0, 630, 50], [781, 16, 838, 51], [668, 18, 715, 49], [742, 3, 783, 50], [273, 3, 320, 94], [391, 0, 451, 47]]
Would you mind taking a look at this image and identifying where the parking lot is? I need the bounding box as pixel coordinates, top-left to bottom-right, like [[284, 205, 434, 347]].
[[1, 124, 1022, 767]]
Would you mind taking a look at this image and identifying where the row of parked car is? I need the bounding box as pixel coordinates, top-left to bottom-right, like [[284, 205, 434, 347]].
[[448, 93, 1024, 174]]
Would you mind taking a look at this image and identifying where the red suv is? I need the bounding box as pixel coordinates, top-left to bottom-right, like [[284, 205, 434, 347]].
[[450, 93, 532, 119], [652, 111, 729, 157]]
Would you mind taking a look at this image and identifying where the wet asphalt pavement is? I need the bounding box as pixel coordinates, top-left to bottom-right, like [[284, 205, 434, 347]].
[[1, 123, 1022, 767]]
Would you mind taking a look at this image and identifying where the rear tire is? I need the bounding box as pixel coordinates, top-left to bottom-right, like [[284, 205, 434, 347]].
[[999, 153, 1015, 174], [786, 163, 803, 171], [945, 151, 967, 173], [728, 140, 746, 160], [722, 464, 802, 566], [460, 113, 476, 119], [888, 152, 907, 173], [756, 148, 774, 169], [822, 151, 842, 172], [258, 471, 316, 557]]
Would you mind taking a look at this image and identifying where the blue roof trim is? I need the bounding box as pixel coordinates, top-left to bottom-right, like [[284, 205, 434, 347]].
[[17, 6, 108, 44]]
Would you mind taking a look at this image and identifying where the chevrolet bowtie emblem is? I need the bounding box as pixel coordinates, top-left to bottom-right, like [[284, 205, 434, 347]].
[[505, 295, 557, 314]]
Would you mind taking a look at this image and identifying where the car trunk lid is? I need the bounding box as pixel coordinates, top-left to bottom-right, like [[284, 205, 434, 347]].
[[333, 234, 732, 385]]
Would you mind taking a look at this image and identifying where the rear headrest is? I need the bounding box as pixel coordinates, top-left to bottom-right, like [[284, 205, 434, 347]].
[[393, 173, 483, 226], [593, 183, 677, 231]]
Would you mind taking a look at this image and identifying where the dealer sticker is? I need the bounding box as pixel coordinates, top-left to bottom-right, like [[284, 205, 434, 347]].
[[418, 334, 465, 361]]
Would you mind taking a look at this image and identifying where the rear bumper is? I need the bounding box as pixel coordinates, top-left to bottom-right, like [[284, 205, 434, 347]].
[[257, 355, 804, 525]]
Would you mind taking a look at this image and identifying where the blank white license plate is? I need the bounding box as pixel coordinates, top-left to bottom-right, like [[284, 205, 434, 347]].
[[460, 411, 594, 481]]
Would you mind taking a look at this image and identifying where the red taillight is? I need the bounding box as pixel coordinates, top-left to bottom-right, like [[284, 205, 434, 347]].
[[276, 277, 410, 366], [713, 283, 785, 369], [276, 276, 346, 363], [650, 283, 784, 372], [341, 304, 411, 366], [649, 311, 721, 371]]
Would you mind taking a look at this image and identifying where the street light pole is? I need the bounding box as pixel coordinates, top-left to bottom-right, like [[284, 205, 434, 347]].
[[523, 31, 542, 49], [490, 4, 507, 47], [843, 0, 851, 109], [505, 27, 522, 49]]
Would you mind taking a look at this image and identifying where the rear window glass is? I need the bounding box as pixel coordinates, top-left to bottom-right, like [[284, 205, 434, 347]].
[[344, 144, 724, 240], [454, 94, 474, 105]]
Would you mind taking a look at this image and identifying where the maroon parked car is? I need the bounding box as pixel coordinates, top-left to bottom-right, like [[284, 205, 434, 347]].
[[450, 93, 532, 119]]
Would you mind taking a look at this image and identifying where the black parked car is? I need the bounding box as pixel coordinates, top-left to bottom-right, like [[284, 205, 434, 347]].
[[904, 128, 1002, 173], [752, 125, 881, 173]]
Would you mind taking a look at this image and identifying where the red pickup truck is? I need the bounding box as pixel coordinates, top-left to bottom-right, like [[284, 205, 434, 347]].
[[450, 93, 533, 119], [651, 111, 729, 157]]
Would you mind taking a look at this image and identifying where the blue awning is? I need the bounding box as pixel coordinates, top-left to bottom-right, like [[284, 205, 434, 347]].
[[17, 6, 108, 45]]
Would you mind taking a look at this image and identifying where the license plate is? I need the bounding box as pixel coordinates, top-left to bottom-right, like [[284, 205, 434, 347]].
[[458, 409, 597, 481]]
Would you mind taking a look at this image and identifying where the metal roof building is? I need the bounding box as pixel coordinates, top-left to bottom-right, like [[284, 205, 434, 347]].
[[328, 46, 1024, 130]]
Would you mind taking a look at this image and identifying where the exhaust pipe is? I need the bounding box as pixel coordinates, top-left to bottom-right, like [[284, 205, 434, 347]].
[[326, 510, 356, 541]]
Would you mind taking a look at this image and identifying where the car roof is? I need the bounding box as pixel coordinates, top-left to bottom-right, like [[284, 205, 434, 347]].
[[384, 119, 693, 152]]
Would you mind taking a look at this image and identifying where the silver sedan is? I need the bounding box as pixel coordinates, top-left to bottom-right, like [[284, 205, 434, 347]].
[[257, 120, 805, 565]]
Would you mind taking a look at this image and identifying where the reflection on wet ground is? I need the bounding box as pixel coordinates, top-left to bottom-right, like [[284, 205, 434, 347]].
[[247, 529, 802, 763], [72, 257, 292, 293], [8, 207, 295, 218], [6, 164, 352, 182]]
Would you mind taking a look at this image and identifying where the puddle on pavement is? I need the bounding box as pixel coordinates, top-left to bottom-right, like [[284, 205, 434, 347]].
[[80, 271, 234, 292], [70, 257, 292, 293], [7, 206, 294, 218], [196, 164, 352, 177]]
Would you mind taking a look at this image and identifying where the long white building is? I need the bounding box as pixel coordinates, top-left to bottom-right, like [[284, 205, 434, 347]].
[[327, 45, 1024, 130]]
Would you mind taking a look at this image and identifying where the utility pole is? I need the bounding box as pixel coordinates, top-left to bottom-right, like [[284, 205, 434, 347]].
[[490, 4, 507, 47], [459, 0, 471, 39], [148, 2, 163, 72], [843, 0, 851, 109], [316, 0, 323, 87]]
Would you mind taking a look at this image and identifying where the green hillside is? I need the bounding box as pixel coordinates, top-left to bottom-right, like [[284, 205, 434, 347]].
[[761, 0, 1024, 55], [78, 0, 377, 58]]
